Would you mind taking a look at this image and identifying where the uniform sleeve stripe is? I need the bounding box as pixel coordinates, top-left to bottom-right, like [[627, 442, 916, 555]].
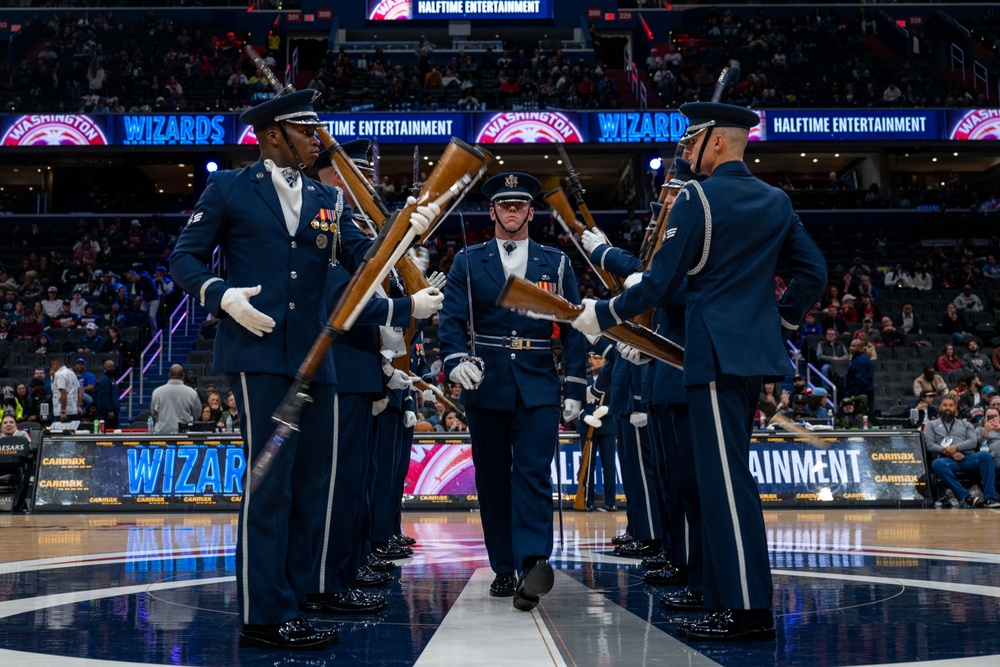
[[565, 376, 587, 385], [608, 296, 623, 325], [781, 317, 799, 331], [597, 246, 611, 270], [385, 298, 394, 327], [199, 277, 222, 307], [444, 352, 467, 363]]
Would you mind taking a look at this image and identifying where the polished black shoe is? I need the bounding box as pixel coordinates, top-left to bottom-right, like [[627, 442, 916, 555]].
[[372, 542, 412, 560], [367, 553, 397, 572], [615, 540, 660, 558], [239, 616, 336, 650], [683, 609, 775, 642], [393, 533, 417, 546], [660, 588, 705, 611], [513, 559, 554, 612], [640, 551, 669, 570], [489, 571, 517, 597], [582, 504, 595, 512], [610, 532, 633, 546], [601, 505, 618, 512], [643, 565, 689, 586], [305, 589, 388, 614], [356, 565, 392, 587]]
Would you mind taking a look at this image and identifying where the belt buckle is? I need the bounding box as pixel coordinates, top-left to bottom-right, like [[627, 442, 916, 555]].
[[508, 337, 523, 350]]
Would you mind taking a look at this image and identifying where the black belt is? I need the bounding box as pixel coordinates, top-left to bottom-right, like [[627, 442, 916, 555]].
[[477, 335, 551, 351]]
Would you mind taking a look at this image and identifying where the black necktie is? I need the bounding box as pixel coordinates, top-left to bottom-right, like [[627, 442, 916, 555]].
[[504, 241, 516, 255]]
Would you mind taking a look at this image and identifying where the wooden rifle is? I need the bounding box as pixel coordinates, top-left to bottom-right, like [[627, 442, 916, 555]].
[[543, 187, 622, 295], [408, 373, 466, 421], [248, 138, 490, 492], [574, 393, 606, 511], [497, 276, 684, 369]]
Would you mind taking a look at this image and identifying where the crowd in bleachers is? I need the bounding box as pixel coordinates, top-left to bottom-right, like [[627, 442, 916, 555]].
[[0, 215, 185, 423], [645, 6, 985, 109]]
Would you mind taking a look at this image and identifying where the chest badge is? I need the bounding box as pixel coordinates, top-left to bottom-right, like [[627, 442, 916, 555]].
[[316, 234, 329, 249]]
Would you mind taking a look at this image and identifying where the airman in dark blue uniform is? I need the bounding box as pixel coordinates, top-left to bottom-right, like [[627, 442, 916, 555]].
[[438, 172, 587, 611], [170, 92, 441, 650], [572, 103, 827, 641], [578, 342, 618, 511]]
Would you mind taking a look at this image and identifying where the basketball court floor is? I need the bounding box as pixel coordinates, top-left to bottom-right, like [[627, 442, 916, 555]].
[[0, 508, 998, 666]]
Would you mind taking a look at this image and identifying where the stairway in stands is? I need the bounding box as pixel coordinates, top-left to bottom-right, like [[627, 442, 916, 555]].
[[121, 306, 207, 423], [606, 68, 660, 109]]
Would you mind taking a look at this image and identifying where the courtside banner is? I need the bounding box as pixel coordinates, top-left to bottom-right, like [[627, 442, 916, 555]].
[[33, 435, 246, 511], [762, 109, 943, 142], [367, 0, 554, 20], [403, 433, 625, 508], [751, 429, 929, 506]]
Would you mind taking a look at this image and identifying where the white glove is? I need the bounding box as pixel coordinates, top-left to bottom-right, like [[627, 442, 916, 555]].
[[519, 309, 555, 321], [449, 361, 483, 390], [585, 384, 602, 405], [585, 333, 601, 344], [623, 272, 643, 289], [427, 270, 447, 291], [629, 411, 648, 428], [403, 410, 418, 428], [421, 388, 436, 403], [408, 246, 430, 274], [407, 195, 441, 235], [583, 405, 609, 428], [562, 398, 582, 422], [571, 299, 601, 336], [617, 341, 652, 365], [383, 361, 412, 390], [372, 398, 389, 416], [220, 286, 274, 337], [581, 228, 610, 255], [411, 287, 444, 320]]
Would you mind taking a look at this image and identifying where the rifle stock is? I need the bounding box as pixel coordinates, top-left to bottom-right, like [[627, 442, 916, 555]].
[[409, 374, 466, 420], [496, 276, 684, 369], [574, 394, 604, 511]]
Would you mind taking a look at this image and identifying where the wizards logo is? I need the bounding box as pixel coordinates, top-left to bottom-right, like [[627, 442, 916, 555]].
[[475, 112, 584, 144], [949, 109, 1000, 140], [2, 115, 108, 146]]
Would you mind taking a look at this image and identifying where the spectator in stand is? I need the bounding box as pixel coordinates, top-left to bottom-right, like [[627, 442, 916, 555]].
[[937, 343, 964, 382], [74, 358, 96, 411], [925, 396, 1000, 508], [149, 364, 202, 434], [939, 303, 972, 343], [41, 286, 63, 320], [856, 275, 879, 302], [840, 294, 859, 323], [32, 332, 52, 357], [51, 302, 80, 329], [894, 302, 922, 336], [954, 284, 984, 313], [796, 312, 823, 348], [820, 304, 848, 335], [79, 305, 99, 328], [816, 328, 848, 379], [883, 264, 911, 289], [907, 391, 940, 428], [880, 316, 906, 347], [834, 396, 864, 429], [907, 262, 933, 291], [963, 340, 990, 378], [758, 382, 781, 420], [979, 405, 1000, 472], [13, 311, 43, 341], [856, 317, 882, 346], [982, 255, 1000, 282], [845, 337, 875, 414], [0, 315, 11, 341], [124, 270, 158, 330], [67, 290, 88, 317], [50, 357, 82, 423], [77, 322, 104, 354], [855, 295, 880, 323], [822, 285, 841, 310], [914, 366, 949, 398], [849, 256, 872, 281], [123, 297, 150, 331], [93, 358, 120, 429], [102, 303, 126, 329], [958, 376, 988, 421]]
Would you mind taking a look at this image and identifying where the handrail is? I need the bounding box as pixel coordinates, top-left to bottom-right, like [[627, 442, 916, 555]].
[[115, 365, 134, 421], [950, 43, 966, 81], [138, 330, 164, 408], [167, 294, 191, 362], [973, 61, 987, 93], [805, 362, 839, 409]]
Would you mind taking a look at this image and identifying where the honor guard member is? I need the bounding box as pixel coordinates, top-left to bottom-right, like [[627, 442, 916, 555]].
[[309, 141, 442, 613], [579, 342, 618, 511], [170, 91, 440, 650], [571, 103, 826, 641], [438, 172, 587, 610]]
